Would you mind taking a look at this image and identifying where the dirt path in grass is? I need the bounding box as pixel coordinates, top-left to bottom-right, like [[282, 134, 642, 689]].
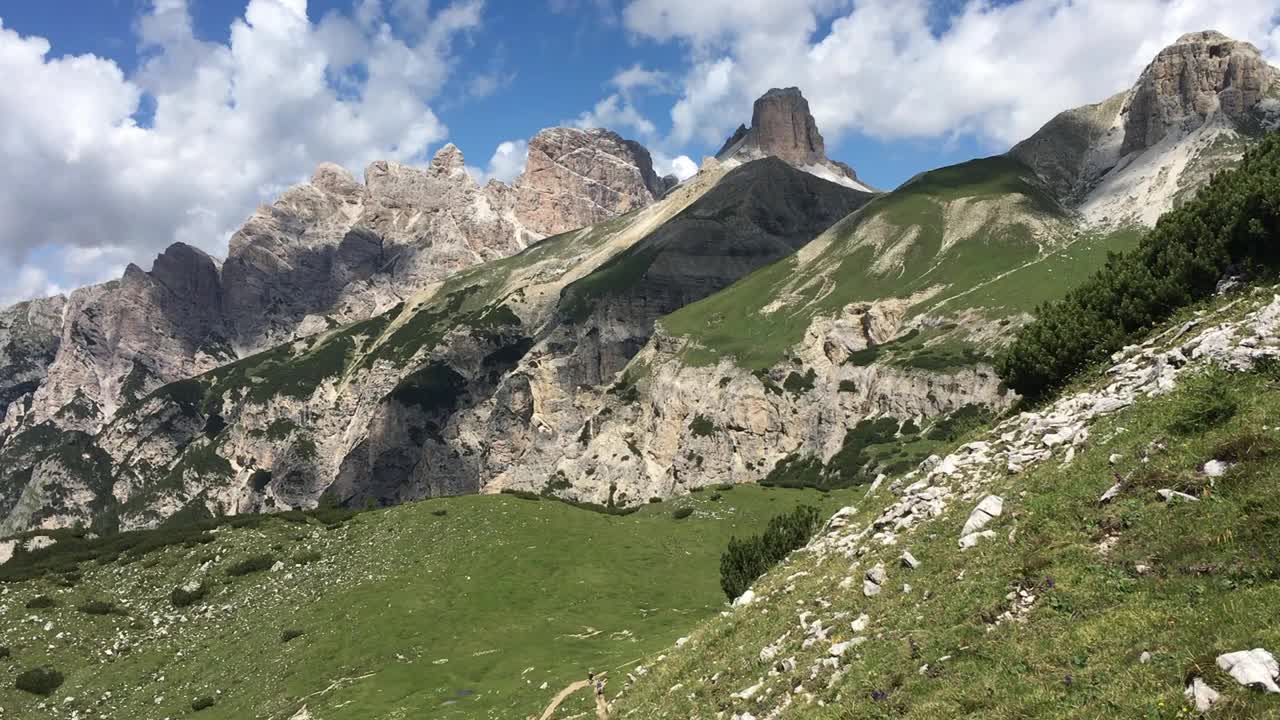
[[538, 674, 609, 720]]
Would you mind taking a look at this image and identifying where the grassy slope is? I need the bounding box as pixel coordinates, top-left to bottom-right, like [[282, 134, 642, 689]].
[[660, 156, 1142, 370], [0, 486, 857, 720], [616, 294, 1280, 719]]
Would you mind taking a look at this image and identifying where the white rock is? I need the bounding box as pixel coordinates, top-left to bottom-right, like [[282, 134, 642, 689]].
[[1184, 677, 1220, 712], [1202, 460, 1230, 478], [1216, 648, 1280, 693], [959, 530, 996, 550], [829, 641, 853, 657], [960, 496, 1003, 537], [270, 561, 286, 572], [1108, 453, 1124, 465], [1099, 483, 1123, 504], [850, 614, 870, 632], [733, 681, 763, 700], [1140, 651, 1152, 664], [1157, 489, 1200, 503], [863, 563, 886, 597], [900, 551, 920, 569], [732, 590, 757, 608]]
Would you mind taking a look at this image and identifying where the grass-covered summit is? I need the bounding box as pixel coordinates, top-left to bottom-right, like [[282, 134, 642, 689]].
[[660, 155, 1139, 370]]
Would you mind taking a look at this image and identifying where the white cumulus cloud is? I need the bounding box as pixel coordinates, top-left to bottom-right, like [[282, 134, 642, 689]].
[[467, 139, 529, 184], [624, 0, 1280, 151], [0, 0, 481, 304]]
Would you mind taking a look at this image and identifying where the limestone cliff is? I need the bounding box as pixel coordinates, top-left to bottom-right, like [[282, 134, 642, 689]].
[[716, 87, 874, 192], [3, 128, 664, 436], [1012, 30, 1279, 225]]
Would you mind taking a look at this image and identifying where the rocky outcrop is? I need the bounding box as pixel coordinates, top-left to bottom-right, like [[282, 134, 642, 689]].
[[515, 128, 672, 237], [28, 246, 235, 433], [716, 88, 874, 192], [1013, 30, 1279, 225], [222, 144, 535, 351], [0, 295, 66, 422], [9, 129, 665, 433], [1122, 31, 1278, 156]]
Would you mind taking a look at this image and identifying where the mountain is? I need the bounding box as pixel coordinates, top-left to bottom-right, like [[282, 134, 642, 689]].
[[4, 120, 1280, 720], [717, 87, 875, 192], [0, 154, 870, 531], [544, 29, 1280, 507], [1, 31, 1275, 537], [1012, 30, 1280, 224], [0, 296, 65, 421], [613, 275, 1280, 720], [2, 127, 666, 437]]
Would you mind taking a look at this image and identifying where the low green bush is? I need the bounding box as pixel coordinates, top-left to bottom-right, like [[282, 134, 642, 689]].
[[15, 667, 64, 696], [226, 554, 276, 577], [24, 595, 56, 609], [671, 507, 694, 520], [281, 628, 304, 643], [192, 696, 216, 711], [77, 599, 120, 615], [1168, 370, 1239, 435]]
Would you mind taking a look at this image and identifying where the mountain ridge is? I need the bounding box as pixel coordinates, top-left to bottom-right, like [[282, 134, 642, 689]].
[[1, 30, 1276, 537]]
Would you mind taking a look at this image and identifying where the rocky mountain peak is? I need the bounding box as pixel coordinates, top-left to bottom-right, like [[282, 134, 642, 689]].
[[1122, 29, 1278, 155], [715, 87, 872, 192], [751, 86, 826, 165], [310, 162, 361, 196], [1012, 30, 1280, 225], [147, 243, 221, 303], [514, 126, 670, 236], [429, 143, 469, 178]]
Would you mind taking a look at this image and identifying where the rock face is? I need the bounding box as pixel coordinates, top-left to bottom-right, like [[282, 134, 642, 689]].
[[1122, 31, 1276, 156], [3, 129, 664, 436], [221, 145, 535, 352], [0, 296, 66, 421], [716, 88, 874, 192], [515, 128, 672, 237], [1012, 30, 1279, 224], [29, 244, 231, 431]]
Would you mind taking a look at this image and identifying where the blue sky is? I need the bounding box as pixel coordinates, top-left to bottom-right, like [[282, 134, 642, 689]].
[[0, 0, 1010, 192], [0, 0, 1277, 303]]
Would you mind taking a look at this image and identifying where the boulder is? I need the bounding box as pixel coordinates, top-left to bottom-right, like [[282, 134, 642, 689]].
[[959, 495, 1004, 542]]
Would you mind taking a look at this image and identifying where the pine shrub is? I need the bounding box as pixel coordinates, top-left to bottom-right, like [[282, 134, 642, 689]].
[[999, 133, 1280, 399], [15, 667, 64, 696], [720, 505, 822, 600], [226, 553, 276, 576]]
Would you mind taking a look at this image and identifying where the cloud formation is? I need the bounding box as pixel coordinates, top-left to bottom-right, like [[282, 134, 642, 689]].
[[0, 0, 480, 305], [466, 139, 530, 184], [624, 0, 1280, 149]]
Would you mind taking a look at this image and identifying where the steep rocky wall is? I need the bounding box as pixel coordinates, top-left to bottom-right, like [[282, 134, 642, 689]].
[[0, 295, 66, 423]]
